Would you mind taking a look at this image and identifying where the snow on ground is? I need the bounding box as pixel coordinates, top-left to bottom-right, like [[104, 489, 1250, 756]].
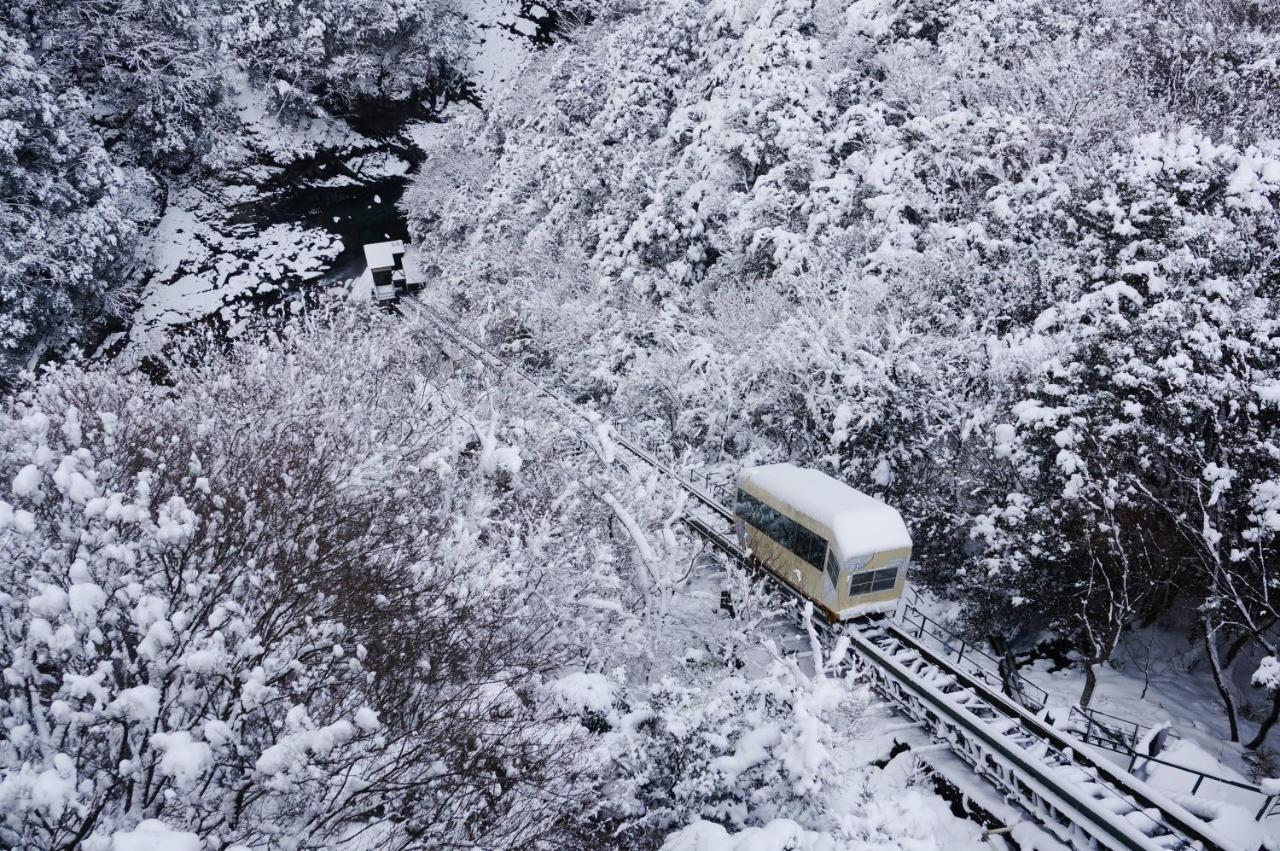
[[120, 186, 341, 360], [222, 71, 372, 169], [464, 0, 539, 97], [1134, 738, 1276, 849], [138, 187, 341, 329], [315, 152, 414, 188], [404, 0, 539, 148], [1029, 657, 1280, 849]]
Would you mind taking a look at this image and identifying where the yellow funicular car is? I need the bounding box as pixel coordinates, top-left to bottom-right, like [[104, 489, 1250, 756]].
[[734, 463, 912, 621]]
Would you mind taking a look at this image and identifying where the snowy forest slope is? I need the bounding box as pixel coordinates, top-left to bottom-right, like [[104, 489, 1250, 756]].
[[0, 0, 469, 375], [407, 0, 1280, 751], [4, 0, 1280, 846], [0, 313, 989, 850]]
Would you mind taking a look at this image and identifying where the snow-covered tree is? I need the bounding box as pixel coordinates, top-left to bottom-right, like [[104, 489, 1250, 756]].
[[964, 129, 1280, 711], [0, 315, 594, 848], [219, 0, 467, 116], [0, 28, 143, 379]]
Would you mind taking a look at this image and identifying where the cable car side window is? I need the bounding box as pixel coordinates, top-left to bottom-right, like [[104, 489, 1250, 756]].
[[734, 489, 758, 527], [736, 489, 826, 570], [767, 508, 795, 551], [738, 490, 782, 547], [793, 526, 827, 570]]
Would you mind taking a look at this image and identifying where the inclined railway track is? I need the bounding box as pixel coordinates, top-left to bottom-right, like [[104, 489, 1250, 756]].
[[396, 294, 1244, 851]]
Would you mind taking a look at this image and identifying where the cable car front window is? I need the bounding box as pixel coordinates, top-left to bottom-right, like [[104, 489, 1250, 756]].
[[849, 565, 900, 596]]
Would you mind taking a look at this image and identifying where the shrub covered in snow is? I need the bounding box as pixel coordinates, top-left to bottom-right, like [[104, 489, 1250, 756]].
[[0, 28, 144, 378], [0, 315, 587, 849], [562, 627, 969, 850]]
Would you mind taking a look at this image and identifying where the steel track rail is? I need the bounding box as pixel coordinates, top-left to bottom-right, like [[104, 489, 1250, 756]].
[[394, 294, 1242, 851], [881, 623, 1240, 851]]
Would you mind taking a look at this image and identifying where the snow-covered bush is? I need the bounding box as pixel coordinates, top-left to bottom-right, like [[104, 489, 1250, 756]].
[[587, 660, 864, 847], [0, 314, 587, 848], [557, 625, 967, 851]]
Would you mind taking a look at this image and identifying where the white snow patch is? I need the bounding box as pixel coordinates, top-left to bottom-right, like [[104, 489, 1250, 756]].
[[68, 583, 107, 623], [660, 819, 836, 851], [111, 685, 161, 721], [710, 724, 782, 781], [11, 464, 41, 497], [112, 819, 202, 851], [550, 672, 616, 716], [149, 732, 213, 788], [354, 707, 381, 732], [29, 754, 77, 820]]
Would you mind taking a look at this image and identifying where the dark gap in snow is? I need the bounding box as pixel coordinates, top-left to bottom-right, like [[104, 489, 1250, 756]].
[[923, 770, 1011, 841]]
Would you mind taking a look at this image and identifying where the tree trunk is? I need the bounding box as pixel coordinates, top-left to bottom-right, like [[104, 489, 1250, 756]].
[[1246, 689, 1280, 751], [1202, 616, 1241, 743], [1080, 661, 1098, 708], [1224, 628, 1262, 669]]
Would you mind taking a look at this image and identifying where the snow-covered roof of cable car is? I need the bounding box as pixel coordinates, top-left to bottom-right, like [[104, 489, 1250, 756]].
[[737, 463, 912, 563], [363, 240, 404, 272]]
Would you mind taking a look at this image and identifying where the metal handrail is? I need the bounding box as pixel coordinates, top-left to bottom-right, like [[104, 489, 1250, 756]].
[[1073, 705, 1145, 745], [1070, 705, 1144, 751], [858, 623, 1242, 851], [1069, 706, 1278, 821]]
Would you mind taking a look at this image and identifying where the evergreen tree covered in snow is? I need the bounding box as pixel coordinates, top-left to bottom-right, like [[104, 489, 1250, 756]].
[[0, 28, 142, 378]]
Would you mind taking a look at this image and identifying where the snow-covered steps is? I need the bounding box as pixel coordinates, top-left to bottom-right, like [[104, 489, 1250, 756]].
[[844, 621, 1243, 851]]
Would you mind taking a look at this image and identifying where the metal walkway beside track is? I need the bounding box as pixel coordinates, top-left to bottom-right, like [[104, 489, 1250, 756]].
[[395, 295, 1244, 851]]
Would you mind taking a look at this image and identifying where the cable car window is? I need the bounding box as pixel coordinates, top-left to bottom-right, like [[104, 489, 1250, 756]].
[[736, 490, 826, 569], [814, 536, 829, 569], [849, 566, 899, 596], [793, 526, 827, 570], [794, 526, 812, 564], [823, 548, 839, 587], [767, 509, 794, 551], [735, 490, 767, 531], [737, 490, 785, 548]]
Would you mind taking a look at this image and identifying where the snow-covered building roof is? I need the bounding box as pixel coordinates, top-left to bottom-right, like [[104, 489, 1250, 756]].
[[737, 463, 911, 563], [363, 240, 404, 271]]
